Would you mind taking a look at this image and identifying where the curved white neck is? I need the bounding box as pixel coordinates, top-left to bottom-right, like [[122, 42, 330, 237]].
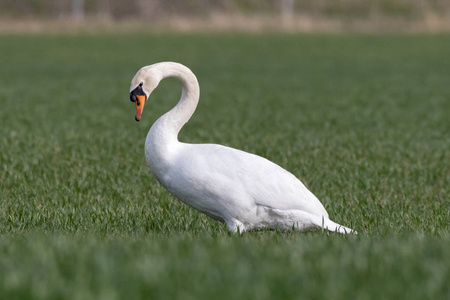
[[156, 63, 199, 140], [145, 63, 200, 170]]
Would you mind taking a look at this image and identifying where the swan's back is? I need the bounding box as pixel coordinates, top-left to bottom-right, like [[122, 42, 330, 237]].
[[149, 142, 329, 222]]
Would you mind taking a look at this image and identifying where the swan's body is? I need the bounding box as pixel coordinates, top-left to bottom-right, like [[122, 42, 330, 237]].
[[130, 62, 355, 233]]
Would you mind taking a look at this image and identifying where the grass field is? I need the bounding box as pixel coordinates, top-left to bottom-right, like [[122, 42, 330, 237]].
[[0, 33, 449, 299]]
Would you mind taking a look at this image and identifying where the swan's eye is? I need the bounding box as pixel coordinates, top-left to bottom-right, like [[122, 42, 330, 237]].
[[139, 82, 143, 87], [130, 94, 136, 102]]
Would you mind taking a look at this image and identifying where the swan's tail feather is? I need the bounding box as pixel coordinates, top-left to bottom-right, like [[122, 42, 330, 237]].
[[319, 216, 357, 234]]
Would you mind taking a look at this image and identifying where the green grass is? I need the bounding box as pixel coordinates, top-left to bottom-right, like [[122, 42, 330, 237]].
[[0, 33, 449, 299]]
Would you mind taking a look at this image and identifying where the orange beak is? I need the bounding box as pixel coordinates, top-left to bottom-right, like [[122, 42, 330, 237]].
[[135, 95, 146, 122]]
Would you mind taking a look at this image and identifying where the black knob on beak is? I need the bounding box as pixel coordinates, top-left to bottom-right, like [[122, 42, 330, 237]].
[[130, 94, 136, 102]]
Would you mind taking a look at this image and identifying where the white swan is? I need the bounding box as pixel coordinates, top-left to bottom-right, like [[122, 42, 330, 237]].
[[129, 62, 355, 234]]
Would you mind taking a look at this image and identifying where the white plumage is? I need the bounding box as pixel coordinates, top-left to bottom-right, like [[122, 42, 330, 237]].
[[129, 62, 355, 234]]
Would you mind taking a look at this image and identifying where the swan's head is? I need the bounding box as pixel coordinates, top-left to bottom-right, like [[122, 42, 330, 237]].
[[129, 67, 160, 122]]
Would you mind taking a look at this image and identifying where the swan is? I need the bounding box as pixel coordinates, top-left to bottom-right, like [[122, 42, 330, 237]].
[[129, 62, 355, 234]]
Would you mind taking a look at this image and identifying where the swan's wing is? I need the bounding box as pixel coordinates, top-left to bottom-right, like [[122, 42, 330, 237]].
[[172, 143, 328, 218]]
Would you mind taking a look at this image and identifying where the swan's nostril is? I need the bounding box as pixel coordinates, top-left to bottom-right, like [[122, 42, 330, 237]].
[[130, 94, 136, 102]]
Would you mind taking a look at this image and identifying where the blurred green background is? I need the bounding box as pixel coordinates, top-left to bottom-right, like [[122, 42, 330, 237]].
[[0, 1, 449, 299]]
